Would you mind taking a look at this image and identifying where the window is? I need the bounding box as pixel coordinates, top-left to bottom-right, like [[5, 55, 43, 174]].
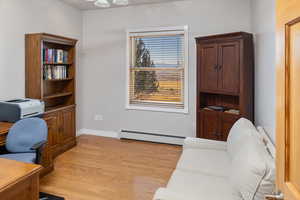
[[126, 26, 188, 113]]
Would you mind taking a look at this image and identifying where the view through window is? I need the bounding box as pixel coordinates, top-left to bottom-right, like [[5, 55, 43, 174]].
[[127, 27, 188, 112]]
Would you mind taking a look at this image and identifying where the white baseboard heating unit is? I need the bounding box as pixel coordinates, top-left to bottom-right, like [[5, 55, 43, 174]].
[[120, 130, 185, 145]]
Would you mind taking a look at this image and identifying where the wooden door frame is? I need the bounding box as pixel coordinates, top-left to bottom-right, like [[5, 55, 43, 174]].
[[276, 1, 300, 198]]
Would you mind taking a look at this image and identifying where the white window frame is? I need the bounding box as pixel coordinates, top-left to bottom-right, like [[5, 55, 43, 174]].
[[125, 26, 189, 114]]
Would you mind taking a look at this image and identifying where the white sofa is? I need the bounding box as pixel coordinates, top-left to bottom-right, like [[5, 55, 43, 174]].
[[153, 118, 275, 200]]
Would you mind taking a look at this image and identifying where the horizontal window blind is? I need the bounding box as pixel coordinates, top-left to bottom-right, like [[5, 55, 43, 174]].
[[127, 28, 187, 111]]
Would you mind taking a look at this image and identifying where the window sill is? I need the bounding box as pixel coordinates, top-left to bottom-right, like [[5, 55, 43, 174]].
[[126, 105, 189, 114]]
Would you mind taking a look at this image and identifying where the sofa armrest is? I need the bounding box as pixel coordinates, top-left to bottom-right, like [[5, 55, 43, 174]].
[[183, 137, 227, 151], [153, 188, 192, 200]]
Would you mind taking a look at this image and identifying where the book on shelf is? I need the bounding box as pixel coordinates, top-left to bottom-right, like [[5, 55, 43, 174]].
[[43, 48, 68, 63], [43, 65, 68, 80], [202, 106, 240, 115], [203, 106, 226, 112], [224, 109, 240, 115]]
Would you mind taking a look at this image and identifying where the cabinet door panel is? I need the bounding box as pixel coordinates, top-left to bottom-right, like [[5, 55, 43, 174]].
[[44, 113, 60, 150], [218, 42, 240, 94], [220, 114, 240, 141], [60, 107, 75, 143], [199, 43, 219, 91], [200, 110, 220, 140]]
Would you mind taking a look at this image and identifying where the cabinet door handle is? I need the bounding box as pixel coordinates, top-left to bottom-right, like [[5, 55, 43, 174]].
[[214, 65, 218, 70], [213, 132, 219, 137], [213, 132, 222, 137], [218, 65, 222, 70]]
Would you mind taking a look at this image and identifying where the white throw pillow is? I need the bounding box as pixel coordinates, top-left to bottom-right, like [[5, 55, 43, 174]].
[[227, 118, 260, 159], [230, 135, 268, 200]]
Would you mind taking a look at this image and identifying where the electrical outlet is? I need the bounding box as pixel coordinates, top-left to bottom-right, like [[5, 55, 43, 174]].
[[94, 115, 103, 121]]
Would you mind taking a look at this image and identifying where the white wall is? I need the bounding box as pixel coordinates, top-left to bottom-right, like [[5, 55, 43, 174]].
[[0, 0, 82, 100], [251, 0, 276, 141], [80, 0, 252, 137]]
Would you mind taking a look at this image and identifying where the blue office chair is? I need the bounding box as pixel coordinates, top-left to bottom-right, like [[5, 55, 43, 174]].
[[0, 118, 48, 164]]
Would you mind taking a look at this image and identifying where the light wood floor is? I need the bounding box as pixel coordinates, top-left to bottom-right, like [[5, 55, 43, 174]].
[[40, 135, 182, 200]]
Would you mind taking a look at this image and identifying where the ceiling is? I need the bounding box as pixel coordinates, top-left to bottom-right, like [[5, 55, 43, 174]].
[[60, 0, 184, 10]]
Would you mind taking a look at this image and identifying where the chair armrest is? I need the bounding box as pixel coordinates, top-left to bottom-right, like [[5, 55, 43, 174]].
[[30, 140, 47, 164], [183, 137, 227, 151], [153, 188, 193, 200], [31, 141, 47, 150]]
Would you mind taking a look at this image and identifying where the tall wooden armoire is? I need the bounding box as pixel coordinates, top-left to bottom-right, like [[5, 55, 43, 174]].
[[196, 32, 254, 141]]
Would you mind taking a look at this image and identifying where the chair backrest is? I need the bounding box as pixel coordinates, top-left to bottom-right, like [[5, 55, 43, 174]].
[[6, 118, 48, 153]]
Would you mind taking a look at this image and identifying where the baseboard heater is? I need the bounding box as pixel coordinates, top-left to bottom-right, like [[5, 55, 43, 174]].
[[120, 130, 185, 145]]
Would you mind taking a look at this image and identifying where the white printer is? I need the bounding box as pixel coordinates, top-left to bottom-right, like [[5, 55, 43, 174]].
[[0, 98, 45, 122]]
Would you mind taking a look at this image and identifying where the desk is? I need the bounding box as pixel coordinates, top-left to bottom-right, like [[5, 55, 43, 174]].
[[0, 158, 42, 200], [0, 122, 13, 146]]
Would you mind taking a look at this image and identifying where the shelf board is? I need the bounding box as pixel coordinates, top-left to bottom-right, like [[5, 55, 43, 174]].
[[199, 89, 239, 96], [44, 78, 73, 82], [45, 104, 75, 113], [43, 92, 73, 100], [199, 108, 241, 116], [43, 62, 72, 65]]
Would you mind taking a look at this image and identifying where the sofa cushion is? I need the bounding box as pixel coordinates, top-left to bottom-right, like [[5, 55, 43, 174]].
[[230, 135, 268, 200], [0, 153, 36, 164], [176, 148, 230, 177], [227, 118, 259, 159], [167, 170, 242, 200]]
